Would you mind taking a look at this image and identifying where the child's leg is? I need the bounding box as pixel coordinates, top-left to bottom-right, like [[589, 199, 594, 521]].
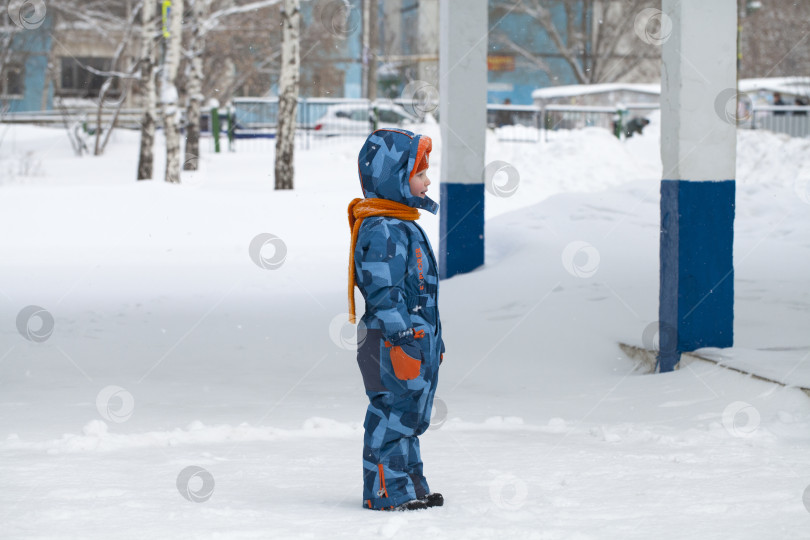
[[359, 337, 434, 509], [362, 393, 426, 508], [405, 436, 429, 498], [404, 335, 441, 494]]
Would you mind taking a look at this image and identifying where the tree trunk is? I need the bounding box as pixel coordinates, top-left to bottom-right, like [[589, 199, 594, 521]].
[[274, 0, 299, 190], [367, 0, 377, 101], [40, 10, 60, 111], [0, 14, 16, 80], [362, 0, 369, 98], [137, 0, 157, 180], [162, 0, 184, 183], [99, 81, 130, 154], [185, 0, 210, 171]]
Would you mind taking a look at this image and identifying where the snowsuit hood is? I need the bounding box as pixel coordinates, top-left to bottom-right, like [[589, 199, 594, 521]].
[[357, 129, 438, 214]]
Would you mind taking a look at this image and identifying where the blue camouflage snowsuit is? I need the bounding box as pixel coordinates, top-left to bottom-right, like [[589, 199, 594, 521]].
[[354, 129, 445, 510]]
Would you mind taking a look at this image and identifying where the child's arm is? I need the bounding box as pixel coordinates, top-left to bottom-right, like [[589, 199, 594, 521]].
[[355, 219, 419, 347]]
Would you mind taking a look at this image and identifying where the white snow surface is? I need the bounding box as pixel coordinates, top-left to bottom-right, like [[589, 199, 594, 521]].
[[1, 119, 810, 539], [531, 82, 661, 99], [530, 77, 810, 102]]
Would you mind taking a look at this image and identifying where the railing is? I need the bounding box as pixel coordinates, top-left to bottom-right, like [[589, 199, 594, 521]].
[[488, 103, 660, 142], [4, 101, 809, 152], [1, 107, 145, 130], [229, 97, 439, 151], [744, 105, 810, 138], [231, 97, 375, 151], [492, 102, 810, 141]]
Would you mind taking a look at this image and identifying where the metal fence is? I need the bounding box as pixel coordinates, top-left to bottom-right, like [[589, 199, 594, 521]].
[[486, 103, 661, 142], [4, 100, 809, 154], [1, 107, 144, 130], [489, 102, 810, 142], [743, 105, 810, 138], [228, 97, 437, 151], [230, 97, 368, 151], [230, 101, 660, 149]]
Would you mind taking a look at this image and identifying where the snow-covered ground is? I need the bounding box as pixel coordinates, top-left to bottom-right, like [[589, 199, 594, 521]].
[[1, 117, 810, 539]]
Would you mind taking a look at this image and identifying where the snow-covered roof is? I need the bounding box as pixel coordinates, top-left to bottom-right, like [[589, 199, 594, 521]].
[[532, 78, 810, 100], [738, 77, 810, 96], [531, 83, 660, 100]]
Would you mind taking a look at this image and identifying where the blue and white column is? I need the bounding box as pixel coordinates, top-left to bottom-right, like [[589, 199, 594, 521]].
[[438, 0, 487, 279], [658, 0, 737, 371]]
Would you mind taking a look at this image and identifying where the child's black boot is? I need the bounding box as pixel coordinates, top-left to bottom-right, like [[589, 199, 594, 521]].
[[419, 493, 444, 507], [395, 499, 430, 511]]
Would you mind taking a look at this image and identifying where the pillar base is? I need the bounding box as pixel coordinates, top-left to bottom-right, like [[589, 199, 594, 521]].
[[659, 179, 735, 372], [439, 183, 484, 279]]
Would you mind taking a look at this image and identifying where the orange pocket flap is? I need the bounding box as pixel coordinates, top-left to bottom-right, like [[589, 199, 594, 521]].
[[390, 346, 421, 380]]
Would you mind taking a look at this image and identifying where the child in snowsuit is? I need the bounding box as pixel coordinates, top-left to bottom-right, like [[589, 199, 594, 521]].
[[348, 129, 445, 511]]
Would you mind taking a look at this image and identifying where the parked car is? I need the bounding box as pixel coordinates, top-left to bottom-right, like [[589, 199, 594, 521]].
[[312, 103, 419, 137]]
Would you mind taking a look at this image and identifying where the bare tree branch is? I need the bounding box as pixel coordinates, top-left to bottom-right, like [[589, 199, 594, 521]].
[[202, 0, 287, 35], [493, 0, 657, 85]]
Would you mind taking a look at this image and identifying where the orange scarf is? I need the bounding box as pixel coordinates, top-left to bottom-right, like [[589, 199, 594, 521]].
[[347, 197, 420, 323]]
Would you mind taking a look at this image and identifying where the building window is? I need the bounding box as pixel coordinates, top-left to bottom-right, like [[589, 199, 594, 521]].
[[1, 63, 25, 97], [59, 56, 119, 97]]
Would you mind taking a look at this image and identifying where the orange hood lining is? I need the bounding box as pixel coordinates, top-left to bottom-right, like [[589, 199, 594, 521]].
[[409, 136, 432, 180]]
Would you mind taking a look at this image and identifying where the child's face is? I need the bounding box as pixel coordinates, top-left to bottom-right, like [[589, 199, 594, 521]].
[[409, 169, 431, 198]]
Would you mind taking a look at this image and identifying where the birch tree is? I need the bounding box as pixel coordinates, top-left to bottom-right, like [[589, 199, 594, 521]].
[[183, 0, 212, 171], [162, 0, 184, 183], [137, 0, 158, 180], [274, 0, 299, 190]]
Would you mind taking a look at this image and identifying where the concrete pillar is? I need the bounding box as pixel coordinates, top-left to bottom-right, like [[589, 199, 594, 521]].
[[659, 0, 737, 371], [438, 0, 487, 279]]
